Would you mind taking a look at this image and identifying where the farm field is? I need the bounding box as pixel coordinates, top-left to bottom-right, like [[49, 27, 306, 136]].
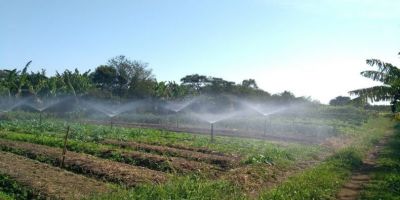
[[0, 109, 393, 199], [2, 0, 399, 199]]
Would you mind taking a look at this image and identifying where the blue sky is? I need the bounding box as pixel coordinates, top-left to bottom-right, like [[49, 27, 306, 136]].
[[1, 0, 399, 103]]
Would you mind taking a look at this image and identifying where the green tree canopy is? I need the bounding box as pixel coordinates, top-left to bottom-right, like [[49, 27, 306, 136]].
[[329, 96, 351, 106]]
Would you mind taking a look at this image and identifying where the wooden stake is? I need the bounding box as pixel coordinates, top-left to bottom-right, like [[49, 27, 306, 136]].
[[60, 125, 70, 168], [39, 112, 42, 125], [263, 117, 267, 136], [210, 123, 214, 143]]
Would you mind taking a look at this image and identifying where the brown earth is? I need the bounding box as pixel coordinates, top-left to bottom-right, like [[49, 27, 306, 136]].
[[105, 149, 221, 176], [102, 139, 240, 169], [0, 139, 167, 187], [0, 151, 113, 200], [162, 143, 228, 156], [336, 136, 388, 200], [0, 136, 219, 178]]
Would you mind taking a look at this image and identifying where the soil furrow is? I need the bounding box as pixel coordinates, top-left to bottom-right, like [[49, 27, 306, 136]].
[[0, 151, 113, 200], [0, 139, 167, 187], [102, 139, 239, 168]]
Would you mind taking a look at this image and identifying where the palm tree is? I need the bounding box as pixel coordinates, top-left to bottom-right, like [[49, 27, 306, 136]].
[[350, 52, 400, 112]]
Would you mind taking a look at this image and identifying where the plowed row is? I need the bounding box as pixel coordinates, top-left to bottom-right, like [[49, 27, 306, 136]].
[[0, 151, 113, 200], [102, 139, 239, 169], [0, 139, 166, 187], [101, 148, 220, 175]]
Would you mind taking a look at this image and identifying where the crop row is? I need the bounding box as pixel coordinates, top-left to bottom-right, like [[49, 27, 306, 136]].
[[0, 139, 167, 187], [0, 132, 221, 176], [102, 139, 239, 169], [0, 151, 114, 200]]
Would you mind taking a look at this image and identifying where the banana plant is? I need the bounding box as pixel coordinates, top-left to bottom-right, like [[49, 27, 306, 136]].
[[350, 52, 400, 112]]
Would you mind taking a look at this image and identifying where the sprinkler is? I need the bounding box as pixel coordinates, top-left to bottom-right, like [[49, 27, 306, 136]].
[[210, 123, 214, 142], [176, 119, 179, 129]]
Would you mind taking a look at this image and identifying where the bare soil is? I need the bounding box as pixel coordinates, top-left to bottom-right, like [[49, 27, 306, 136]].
[[162, 143, 228, 156], [0, 151, 113, 200], [0, 139, 167, 187], [103, 149, 221, 176], [102, 139, 240, 169]]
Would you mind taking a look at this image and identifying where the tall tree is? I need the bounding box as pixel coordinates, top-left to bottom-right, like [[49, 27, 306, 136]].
[[241, 79, 258, 89], [107, 55, 155, 98], [180, 74, 208, 93], [329, 96, 351, 106], [92, 65, 117, 91]]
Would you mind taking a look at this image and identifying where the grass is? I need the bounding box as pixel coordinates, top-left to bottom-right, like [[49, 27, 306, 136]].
[[260, 148, 360, 200], [360, 122, 400, 200], [92, 176, 245, 200], [0, 174, 36, 200], [259, 116, 392, 200], [0, 191, 14, 200]]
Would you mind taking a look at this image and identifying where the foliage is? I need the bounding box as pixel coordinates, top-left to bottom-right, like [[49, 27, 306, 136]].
[[350, 52, 400, 112], [0, 191, 14, 200], [329, 96, 351, 106], [0, 56, 310, 104], [360, 123, 400, 199], [0, 174, 35, 200], [92, 176, 245, 200], [260, 116, 391, 200]]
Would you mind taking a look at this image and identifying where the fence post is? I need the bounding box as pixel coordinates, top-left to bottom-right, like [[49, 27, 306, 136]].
[[60, 125, 70, 168]]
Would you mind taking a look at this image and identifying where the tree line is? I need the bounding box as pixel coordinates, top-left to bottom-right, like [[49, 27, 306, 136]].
[[0, 55, 311, 104]]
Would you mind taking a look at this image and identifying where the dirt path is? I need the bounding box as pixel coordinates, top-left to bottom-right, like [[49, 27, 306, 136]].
[[336, 137, 388, 200], [0, 151, 113, 199]]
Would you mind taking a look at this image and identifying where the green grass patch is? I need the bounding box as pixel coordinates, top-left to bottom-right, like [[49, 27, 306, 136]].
[[0, 174, 37, 200], [91, 175, 245, 200], [360, 123, 400, 200], [259, 147, 361, 200], [0, 191, 14, 200], [259, 116, 392, 200]]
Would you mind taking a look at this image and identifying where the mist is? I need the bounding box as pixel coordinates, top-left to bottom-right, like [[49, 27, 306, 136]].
[[0, 94, 343, 144]]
